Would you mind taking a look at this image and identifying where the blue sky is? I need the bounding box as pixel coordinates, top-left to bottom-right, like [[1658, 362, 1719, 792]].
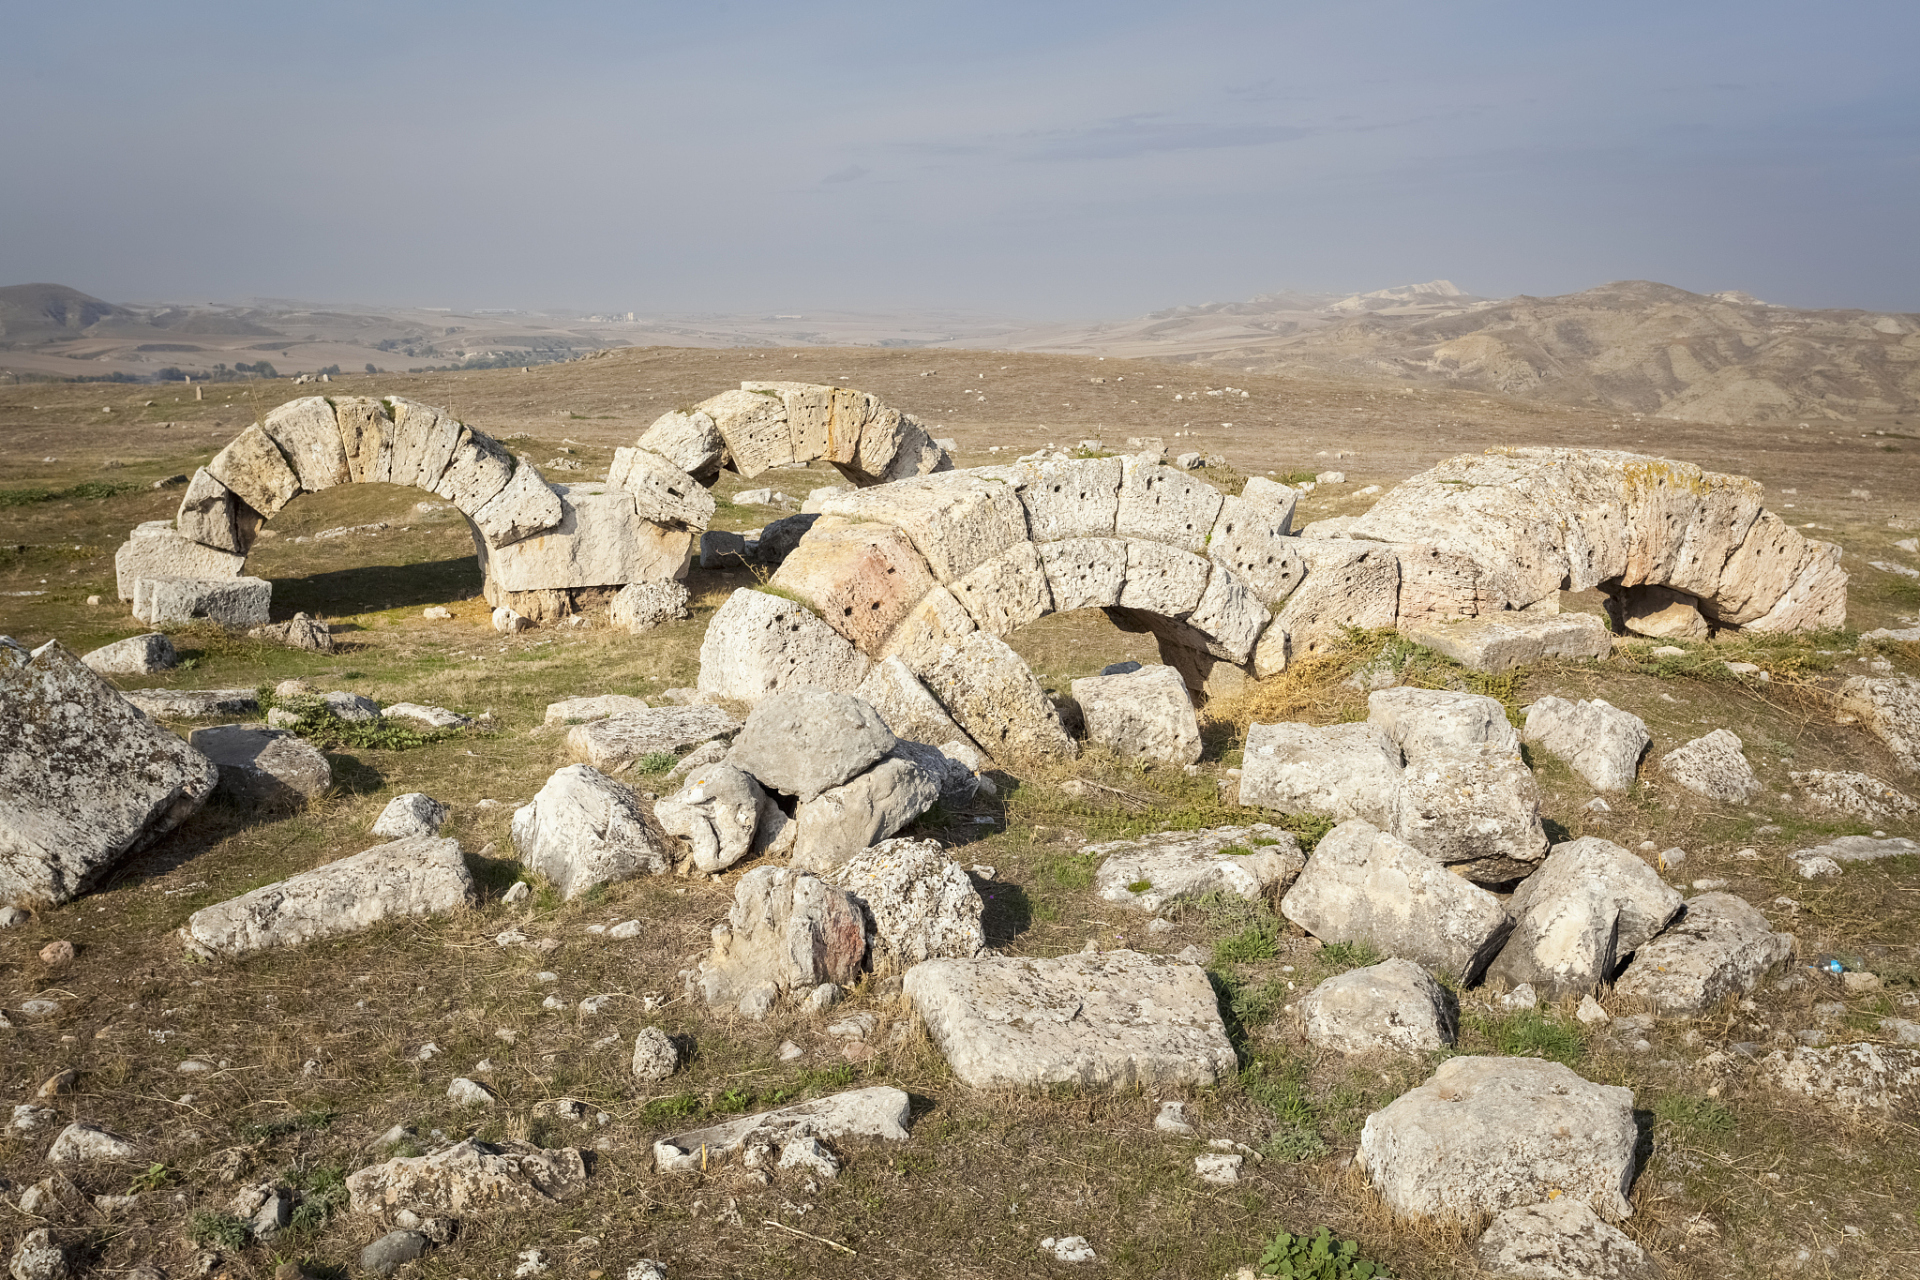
[[2, 1, 1914, 317]]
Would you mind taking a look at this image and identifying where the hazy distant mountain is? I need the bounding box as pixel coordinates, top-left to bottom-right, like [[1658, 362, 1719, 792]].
[[0, 283, 132, 340], [977, 278, 1920, 423], [1252, 280, 1920, 423]]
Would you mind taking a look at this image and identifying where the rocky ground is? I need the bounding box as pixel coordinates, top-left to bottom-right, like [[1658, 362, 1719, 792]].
[[1, 351, 1917, 1279]]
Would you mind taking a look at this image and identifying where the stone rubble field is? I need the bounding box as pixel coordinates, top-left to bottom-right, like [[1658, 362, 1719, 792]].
[[1, 348, 1918, 1280]]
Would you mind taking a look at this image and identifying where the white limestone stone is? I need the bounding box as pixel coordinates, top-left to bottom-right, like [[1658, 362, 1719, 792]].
[[827, 837, 985, 970], [566, 705, 741, 773], [1070, 664, 1201, 765], [1298, 958, 1456, 1056], [1115, 457, 1224, 553], [1522, 696, 1651, 793], [1659, 729, 1762, 803], [511, 765, 673, 898], [1487, 838, 1685, 997], [113, 524, 244, 600], [1088, 825, 1303, 914], [1613, 892, 1794, 1014], [696, 589, 872, 704], [1238, 721, 1402, 828]]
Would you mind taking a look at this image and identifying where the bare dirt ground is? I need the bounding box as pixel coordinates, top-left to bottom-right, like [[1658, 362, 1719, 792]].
[[1, 348, 1916, 1279]]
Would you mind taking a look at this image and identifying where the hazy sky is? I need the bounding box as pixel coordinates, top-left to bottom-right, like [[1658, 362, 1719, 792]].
[[3, 1, 1915, 318]]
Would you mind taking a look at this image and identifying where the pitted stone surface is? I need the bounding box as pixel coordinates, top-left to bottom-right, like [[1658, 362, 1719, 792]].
[[1088, 825, 1303, 913], [950, 542, 1055, 637], [1789, 770, 1918, 819], [346, 1140, 589, 1217], [1038, 538, 1128, 612], [855, 656, 976, 751], [904, 950, 1237, 1090], [1117, 539, 1211, 616], [1659, 729, 1762, 803], [1835, 675, 1920, 775], [1014, 456, 1122, 541], [1476, 1198, 1656, 1279], [1392, 742, 1548, 883], [770, 519, 939, 652], [827, 837, 985, 970], [1760, 1044, 1920, 1112], [1206, 489, 1302, 603], [688, 866, 867, 1013], [815, 472, 1028, 584], [1358, 1056, 1637, 1221], [1116, 458, 1225, 553]]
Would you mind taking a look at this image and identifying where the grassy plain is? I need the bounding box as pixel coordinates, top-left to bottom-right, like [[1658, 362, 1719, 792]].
[[0, 348, 1916, 1278]]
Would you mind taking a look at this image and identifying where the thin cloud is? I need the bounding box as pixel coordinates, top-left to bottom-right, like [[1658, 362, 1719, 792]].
[[1019, 116, 1316, 161], [822, 164, 870, 183]]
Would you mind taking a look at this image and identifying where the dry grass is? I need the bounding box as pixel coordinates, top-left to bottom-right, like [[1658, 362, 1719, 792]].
[[0, 350, 1917, 1277]]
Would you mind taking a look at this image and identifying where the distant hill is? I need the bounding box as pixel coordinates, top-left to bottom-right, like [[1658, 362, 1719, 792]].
[[979, 278, 1920, 423], [0, 283, 132, 340]]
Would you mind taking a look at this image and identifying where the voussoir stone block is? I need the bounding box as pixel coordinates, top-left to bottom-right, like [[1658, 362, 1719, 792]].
[[260, 396, 350, 493], [1014, 455, 1123, 541], [207, 421, 302, 517], [1115, 457, 1224, 553], [1038, 537, 1128, 612], [921, 632, 1077, 763], [174, 468, 258, 554], [770, 519, 939, 654], [1358, 1056, 1638, 1221], [1266, 540, 1400, 665], [385, 398, 468, 491], [950, 541, 1055, 637], [180, 836, 473, 958], [872, 584, 979, 671], [606, 447, 716, 528], [815, 471, 1028, 584], [1208, 489, 1303, 604], [475, 482, 691, 593], [904, 950, 1237, 1090], [855, 656, 977, 751], [700, 388, 794, 477], [334, 396, 394, 483], [1281, 819, 1512, 982], [469, 458, 566, 548], [635, 408, 725, 479], [433, 426, 516, 514]]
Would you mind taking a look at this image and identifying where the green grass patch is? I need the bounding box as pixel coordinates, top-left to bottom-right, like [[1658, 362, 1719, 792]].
[[1214, 921, 1280, 965], [1654, 1093, 1736, 1139], [635, 751, 679, 774], [1313, 940, 1381, 973], [1471, 1007, 1586, 1064], [188, 1211, 251, 1248], [0, 479, 142, 506]]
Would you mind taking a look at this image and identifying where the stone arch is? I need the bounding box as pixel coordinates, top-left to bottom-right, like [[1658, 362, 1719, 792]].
[[113, 381, 955, 622], [692, 446, 1846, 709]]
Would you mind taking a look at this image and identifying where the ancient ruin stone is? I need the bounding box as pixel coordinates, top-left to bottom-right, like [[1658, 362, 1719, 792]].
[[80, 632, 176, 676], [511, 765, 672, 898], [1358, 1056, 1637, 1221], [1523, 696, 1650, 793], [1401, 612, 1612, 673], [1298, 958, 1456, 1056], [1088, 825, 1303, 914], [180, 836, 474, 958], [1487, 838, 1684, 997], [566, 705, 741, 773], [921, 632, 1077, 763], [905, 950, 1236, 1090], [653, 1087, 911, 1173], [187, 724, 331, 807], [1659, 729, 1762, 802], [114, 521, 245, 600], [1613, 892, 1794, 1014], [827, 837, 985, 971], [728, 688, 897, 801], [1, 638, 217, 907], [346, 1140, 589, 1218], [789, 754, 941, 874], [1070, 664, 1202, 765], [1238, 721, 1402, 828], [1476, 1199, 1656, 1279], [1836, 675, 1920, 775], [696, 589, 871, 704]]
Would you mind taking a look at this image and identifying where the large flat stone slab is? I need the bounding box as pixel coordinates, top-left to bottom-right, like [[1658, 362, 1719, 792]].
[[1238, 721, 1402, 828], [121, 688, 259, 719], [1358, 1056, 1637, 1221], [1, 637, 218, 907], [133, 575, 271, 629], [114, 523, 245, 600], [903, 950, 1236, 1090], [180, 836, 473, 957], [1402, 612, 1611, 673]]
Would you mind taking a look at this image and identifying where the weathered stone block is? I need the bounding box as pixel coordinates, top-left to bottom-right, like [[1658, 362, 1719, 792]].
[[1299, 958, 1456, 1056], [1238, 721, 1402, 828], [1115, 457, 1224, 553], [1613, 892, 1793, 1014], [566, 705, 741, 773], [1117, 539, 1211, 616], [1280, 819, 1512, 981], [174, 468, 259, 555], [1016, 456, 1123, 541], [134, 576, 272, 629], [1401, 611, 1611, 673], [695, 589, 872, 704], [1088, 824, 1302, 914], [635, 409, 725, 479], [207, 422, 303, 519], [816, 471, 1028, 583], [476, 483, 690, 592], [873, 585, 978, 671], [433, 426, 516, 515], [1181, 565, 1270, 662], [114, 523, 245, 600], [1038, 537, 1128, 612], [1071, 664, 1201, 765], [771, 519, 939, 653], [260, 396, 350, 493], [950, 542, 1054, 637], [334, 396, 394, 483], [1268, 541, 1400, 663], [511, 764, 672, 898], [921, 632, 1076, 763], [905, 951, 1237, 1089], [790, 754, 942, 874], [606, 447, 716, 528], [468, 458, 565, 548], [385, 398, 468, 491], [187, 724, 331, 807], [1206, 496, 1303, 603], [700, 388, 794, 477]]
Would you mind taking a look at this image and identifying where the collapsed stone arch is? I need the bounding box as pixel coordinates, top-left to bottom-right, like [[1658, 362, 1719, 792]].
[[693, 447, 1847, 713], [112, 381, 954, 622]]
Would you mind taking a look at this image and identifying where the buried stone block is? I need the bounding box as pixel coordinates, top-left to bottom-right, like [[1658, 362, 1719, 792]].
[[566, 705, 741, 773], [1659, 728, 1762, 803], [1088, 824, 1303, 914], [1298, 958, 1456, 1056], [904, 950, 1237, 1090], [346, 1139, 589, 1218], [1238, 721, 1402, 828], [1401, 611, 1612, 673], [653, 1086, 911, 1174], [1613, 892, 1794, 1014], [1486, 838, 1684, 998], [187, 724, 331, 807], [1358, 1056, 1638, 1221], [1476, 1198, 1656, 1280], [81, 632, 176, 676]]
